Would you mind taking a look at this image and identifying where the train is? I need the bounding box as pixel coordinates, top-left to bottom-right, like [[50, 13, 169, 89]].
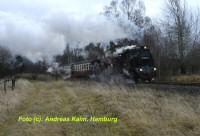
[[0, 39, 156, 83], [68, 44, 157, 82]]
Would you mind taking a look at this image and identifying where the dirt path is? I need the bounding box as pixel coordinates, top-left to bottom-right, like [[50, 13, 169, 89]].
[[0, 81, 43, 135], [0, 81, 123, 136]]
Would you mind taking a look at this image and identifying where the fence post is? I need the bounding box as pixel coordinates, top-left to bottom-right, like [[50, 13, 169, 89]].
[[12, 77, 16, 91], [4, 80, 7, 93]]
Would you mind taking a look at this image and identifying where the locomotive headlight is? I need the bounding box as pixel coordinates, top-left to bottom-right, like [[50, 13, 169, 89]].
[[153, 67, 157, 71], [139, 68, 143, 72]]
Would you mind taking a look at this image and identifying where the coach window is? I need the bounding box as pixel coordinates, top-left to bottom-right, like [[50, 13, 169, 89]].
[[85, 64, 87, 71], [73, 65, 75, 71], [86, 64, 88, 70], [86, 64, 89, 70], [76, 65, 78, 71], [80, 64, 83, 71]]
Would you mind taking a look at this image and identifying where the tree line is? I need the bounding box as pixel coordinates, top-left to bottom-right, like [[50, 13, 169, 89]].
[[0, 46, 48, 78]]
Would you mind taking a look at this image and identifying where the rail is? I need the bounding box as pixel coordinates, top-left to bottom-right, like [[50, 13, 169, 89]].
[[147, 81, 200, 87]]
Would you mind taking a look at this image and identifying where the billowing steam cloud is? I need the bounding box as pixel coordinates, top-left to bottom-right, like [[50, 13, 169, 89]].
[[0, 11, 66, 62], [0, 8, 127, 62], [44, 10, 127, 48]]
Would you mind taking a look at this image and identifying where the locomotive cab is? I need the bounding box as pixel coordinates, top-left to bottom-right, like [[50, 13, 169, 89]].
[[136, 47, 156, 81]]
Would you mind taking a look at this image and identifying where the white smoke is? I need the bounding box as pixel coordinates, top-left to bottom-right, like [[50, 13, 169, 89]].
[[43, 10, 127, 47], [0, 8, 127, 62], [0, 11, 66, 62]]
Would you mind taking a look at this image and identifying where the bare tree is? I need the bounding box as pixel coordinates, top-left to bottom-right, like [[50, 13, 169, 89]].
[[104, 0, 146, 28], [0, 46, 12, 78], [163, 0, 191, 74], [104, 0, 120, 18], [120, 0, 137, 20], [84, 43, 105, 60], [190, 8, 200, 48], [0, 46, 12, 64]]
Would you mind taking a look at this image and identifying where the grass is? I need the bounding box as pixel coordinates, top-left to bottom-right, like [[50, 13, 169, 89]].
[[0, 80, 200, 136]]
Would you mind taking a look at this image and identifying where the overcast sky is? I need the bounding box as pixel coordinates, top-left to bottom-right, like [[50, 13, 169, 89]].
[[1, 0, 199, 16], [0, 0, 199, 62]]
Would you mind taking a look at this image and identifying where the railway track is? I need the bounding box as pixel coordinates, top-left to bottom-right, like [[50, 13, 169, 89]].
[[148, 81, 200, 87], [134, 81, 200, 96], [92, 75, 200, 87]]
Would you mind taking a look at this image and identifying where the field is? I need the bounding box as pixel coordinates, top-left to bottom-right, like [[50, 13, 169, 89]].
[[0, 80, 200, 136]]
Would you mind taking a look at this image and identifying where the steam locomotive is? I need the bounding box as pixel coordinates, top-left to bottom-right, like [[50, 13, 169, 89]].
[[70, 45, 157, 82], [113, 45, 157, 81]]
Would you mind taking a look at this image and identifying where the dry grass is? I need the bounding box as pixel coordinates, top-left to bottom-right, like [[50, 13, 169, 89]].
[[0, 80, 200, 136]]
